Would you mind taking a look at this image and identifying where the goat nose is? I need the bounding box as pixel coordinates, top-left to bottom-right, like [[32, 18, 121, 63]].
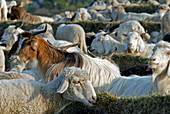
[[150, 58, 156, 61], [92, 96, 97, 101]]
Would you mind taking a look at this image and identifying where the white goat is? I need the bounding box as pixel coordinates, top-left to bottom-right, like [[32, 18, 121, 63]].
[[109, 5, 163, 22], [148, 48, 170, 95], [0, 0, 8, 21], [55, 24, 87, 53], [90, 33, 125, 55], [75, 8, 91, 21], [110, 20, 150, 43], [107, 48, 170, 97], [107, 75, 153, 98], [0, 24, 24, 51], [0, 67, 97, 114], [109, 5, 155, 22], [124, 32, 155, 58]]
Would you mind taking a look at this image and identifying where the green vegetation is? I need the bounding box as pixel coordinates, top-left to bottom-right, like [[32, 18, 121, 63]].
[[61, 93, 170, 113]]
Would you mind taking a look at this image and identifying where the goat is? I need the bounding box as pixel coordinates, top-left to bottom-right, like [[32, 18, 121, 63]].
[[0, 67, 96, 113], [7, 5, 54, 23], [8, 25, 121, 93], [124, 32, 155, 58], [0, 23, 24, 51], [148, 48, 170, 95], [55, 24, 87, 53], [107, 48, 170, 98]]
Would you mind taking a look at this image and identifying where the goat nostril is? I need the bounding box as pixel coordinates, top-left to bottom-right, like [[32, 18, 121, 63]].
[[92, 96, 96, 101], [150, 59, 156, 61]]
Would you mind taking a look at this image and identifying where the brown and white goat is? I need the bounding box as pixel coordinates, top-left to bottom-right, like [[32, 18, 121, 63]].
[[7, 5, 53, 23], [9, 25, 121, 93]]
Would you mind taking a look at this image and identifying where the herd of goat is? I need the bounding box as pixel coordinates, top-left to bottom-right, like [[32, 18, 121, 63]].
[[0, 0, 169, 113]]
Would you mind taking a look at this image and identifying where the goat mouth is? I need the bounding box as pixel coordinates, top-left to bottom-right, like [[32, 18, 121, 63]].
[[149, 62, 159, 66]]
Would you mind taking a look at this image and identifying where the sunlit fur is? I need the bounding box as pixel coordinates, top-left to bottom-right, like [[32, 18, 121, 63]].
[[0, 67, 96, 113], [148, 48, 170, 95], [9, 31, 121, 92]]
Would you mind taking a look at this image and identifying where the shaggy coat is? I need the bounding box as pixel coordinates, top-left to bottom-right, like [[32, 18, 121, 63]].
[[9, 31, 121, 92], [8, 5, 53, 23]]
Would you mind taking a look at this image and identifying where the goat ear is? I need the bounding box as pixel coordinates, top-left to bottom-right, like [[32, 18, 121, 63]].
[[57, 79, 69, 94], [137, 35, 145, 52], [30, 40, 38, 51]]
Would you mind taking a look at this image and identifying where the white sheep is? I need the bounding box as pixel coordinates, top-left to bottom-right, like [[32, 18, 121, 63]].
[[161, 9, 170, 38], [124, 32, 155, 58], [110, 20, 150, 43], [0, 24, 24, 51], [55, 24, 87, 53], [0, 67, 97, 114], [0, 0, 8, 21], [90, 32, 125, 55]]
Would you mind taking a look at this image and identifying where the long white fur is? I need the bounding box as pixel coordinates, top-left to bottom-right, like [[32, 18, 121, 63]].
[[110, 20, 150, 43], [90, 33, 125, 55], [148, 48, 170, 95], [55, 24, 87, 53], [0, 67, 96, 114], [0, 25, 24, 51], [125, 32, 155, 58]]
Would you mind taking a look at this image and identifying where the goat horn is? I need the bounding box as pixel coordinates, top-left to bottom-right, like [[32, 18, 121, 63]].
[[59, 43, 79, 51], [15, 22, 24, 29], [0, 42, 7, 47], [31, 24, 47, 36], [104, 29, 117, 36], [87, 50, 97, 58]]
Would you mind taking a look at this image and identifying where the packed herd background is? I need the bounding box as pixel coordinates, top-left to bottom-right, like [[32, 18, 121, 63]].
[[0, 0, 169, 113]]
